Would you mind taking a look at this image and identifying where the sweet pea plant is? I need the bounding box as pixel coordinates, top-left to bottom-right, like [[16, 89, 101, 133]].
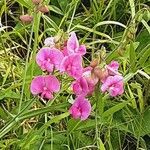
[[30, 32, 124, 121], [0, 0, 150, 149]]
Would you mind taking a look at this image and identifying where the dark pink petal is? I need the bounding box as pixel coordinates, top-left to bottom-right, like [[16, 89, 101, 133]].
[[30, 76, 45, 95], [69, 106, 81, 119], [69, 96, 91, 121], [41, 91, 53, 99], [72, 77, 89, 96], [62, 46, 69, 56], [108, 61, 119, 70], [78, 45, 86, 55], [30, 75, 60, 100], [60, 54, 83, 79], [44, 75, 60, 92]]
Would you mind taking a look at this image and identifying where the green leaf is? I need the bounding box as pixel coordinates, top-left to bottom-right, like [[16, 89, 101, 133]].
[[15, 0, 32, 8], [129, 42, 136, 72], [49, 5, 64, 15], [141, 19, 150, 34], [140, 107, 150, 136], [57, 0, 70, 12], [138, 48, 150, 67], [102, 101, 129, 118], [19, 102, 69, 120], [0, 89, 20, 100], [99, 138, 106, 150]]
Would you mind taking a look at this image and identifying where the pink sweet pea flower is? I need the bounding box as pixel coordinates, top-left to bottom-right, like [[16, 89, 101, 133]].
[[62, 32, 86, 56], [82, 67, 99, 94], [36, 47, 64, 72], [107, 61, 120, 76], [69, 96, 92, 120], [60, 54, 83, 79], [30, 75, 60, 100], [101, 75, 124, 97], [71, 77, 89, 96]]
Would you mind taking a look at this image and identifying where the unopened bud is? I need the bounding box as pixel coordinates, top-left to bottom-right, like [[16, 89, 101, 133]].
[[90, 59, 99, 68], [32, 0, 42, 5], [38, 5, 49, 13], [93, 67, 108, 81], [20, 14, 33, 24]]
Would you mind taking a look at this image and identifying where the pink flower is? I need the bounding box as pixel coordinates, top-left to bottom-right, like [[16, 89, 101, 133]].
[[71, 77, 89, 96], [62, 32, 86, 56], [30, 75, 60, 100], [69, 96, 92, 120], [60, 54, 83, 79], [101, 75, 124, 97], [82, 67, 99, 94], [36, 47, 64, 72], [107, 61, 120, 76], [83, 67, 99, 86]]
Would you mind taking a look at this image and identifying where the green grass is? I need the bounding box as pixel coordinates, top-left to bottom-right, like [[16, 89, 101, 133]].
[[0, 0, 150, 149]]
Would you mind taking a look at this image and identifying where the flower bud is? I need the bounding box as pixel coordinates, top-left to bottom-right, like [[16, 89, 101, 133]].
[[90, 59, 99, 68], [32, 0, 42, 5], [20, 14, 33, 24], [38, 5, 49, 13], [93, 66, 108, 81]]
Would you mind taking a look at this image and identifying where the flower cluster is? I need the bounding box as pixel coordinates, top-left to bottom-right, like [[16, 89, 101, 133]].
[[30, 32, 124, 121]]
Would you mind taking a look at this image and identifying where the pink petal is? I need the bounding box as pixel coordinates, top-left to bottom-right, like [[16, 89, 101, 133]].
[[30, 76, 44, 95], [30, 75, 60, 100], [36, 47, 64, 72], [60, 54, 83, 79], [67, 32, 79, 53], [69, 106, 81, 119], [72, 77, 89, 96], [101, 75, 124, 97], [42, 91, 53, 99], [78, 45, 86, 55], [69, 96, 91, 120], [107, 61, 120, 76], [44, 75, 60, 92], [108, 61, 119, 70]]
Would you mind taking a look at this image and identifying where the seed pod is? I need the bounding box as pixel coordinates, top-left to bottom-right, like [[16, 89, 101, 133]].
[[93, 66, 108, 81], [90, 59, 99, 68], [32, 0, 42, 5], [38, 5, 49, 13], [20, 14, 33, 24]]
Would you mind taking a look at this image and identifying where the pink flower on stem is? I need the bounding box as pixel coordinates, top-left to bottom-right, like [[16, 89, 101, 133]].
[[71, 77, 89, 96], [30, 75, 60, 100], [82, 67, 99, 94], [62, 32, 86, 56], [83, 67, 99, 86], [69, 96, 92, 120], [107, 61, 120, 76], [101, 75, 124, 97], [60, 54, 83, 79], [36, 47, 64, 72]]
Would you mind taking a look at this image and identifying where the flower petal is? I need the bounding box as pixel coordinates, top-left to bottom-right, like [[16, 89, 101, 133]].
[[30, 76, 45, 95], [67, 32, 79, 53]]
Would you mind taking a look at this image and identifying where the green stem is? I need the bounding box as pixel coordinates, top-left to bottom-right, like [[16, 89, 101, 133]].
[[18, 25, 34, 112], [67, 1, 77, 33], [30, 13, 41, 78]]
